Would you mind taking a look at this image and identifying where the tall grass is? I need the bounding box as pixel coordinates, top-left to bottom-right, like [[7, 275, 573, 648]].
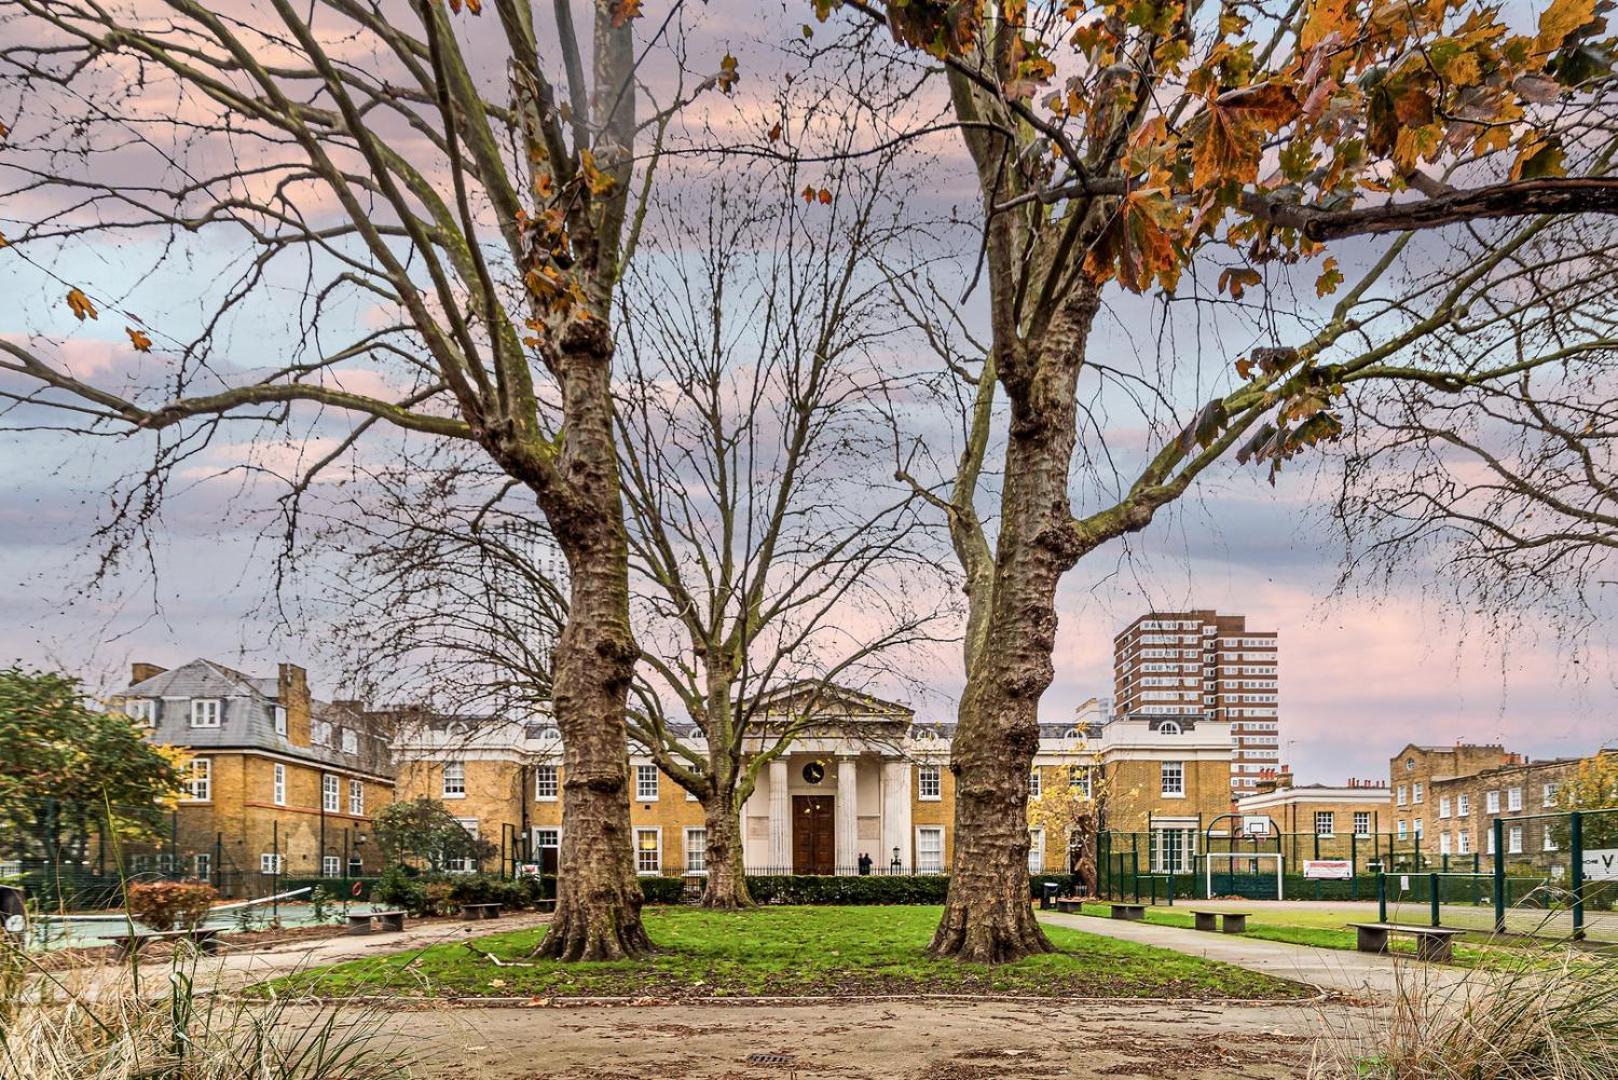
[[1312, 945, 1618, 1079], [0, 940, 416, 1079]]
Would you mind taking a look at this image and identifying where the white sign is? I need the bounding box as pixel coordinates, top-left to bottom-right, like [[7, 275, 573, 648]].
[[518, 863, 541, 877], [1243, 816, 1271, 836], [1582, 848, 1618, 882], [1400, 875, 1411, 891], [1303, 859, 1353, 880]]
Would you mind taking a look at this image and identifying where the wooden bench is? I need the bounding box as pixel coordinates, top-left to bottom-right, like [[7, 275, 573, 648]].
[[1053, 896, 1085, 914], [1190, 909, 1251, 934], [109, 927, 222, 960], [533, 897, 557, 912], [1107, 902, 1146, 921], [346, 909, 407, 935], [1348, 922, 1465, 963], [460, 902, 503, 920]]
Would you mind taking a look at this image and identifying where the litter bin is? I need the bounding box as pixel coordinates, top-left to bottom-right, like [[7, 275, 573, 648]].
[[1040, 881, 1060, 910], [0, 884, 26, 943]]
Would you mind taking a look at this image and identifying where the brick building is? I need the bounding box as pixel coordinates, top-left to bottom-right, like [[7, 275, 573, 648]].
[[112, 659, 394, 894], [1234, 778, 1392, 865], [1113, 610, 1279, 793]]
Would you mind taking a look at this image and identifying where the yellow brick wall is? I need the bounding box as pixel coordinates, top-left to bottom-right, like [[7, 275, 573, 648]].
[[1101, 757, 1232, 834]]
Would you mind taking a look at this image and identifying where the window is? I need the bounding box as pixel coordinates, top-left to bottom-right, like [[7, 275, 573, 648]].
[[1068, 765, 1092, 797], [685, 828, 707, 874], [1458, 831, 1470, 855], [636, 764, 660, 801], [1439, 832, 1452, 856], [916, 826, 944, 873], [442, 761, 466, 798], [1508, 825, 1523, 854], [635, 828, 661, 874], [1397, 784, 1407, 806], [323, 855, 341, 877], [348, 855, 364, 877], [1438, 797, 1451, 819], [322, 774, 339, 812], [1487, 828, 1497, 854], [341, 728, 358, 754], [259, 853, 284, 875], [1397, 820, 1408, 840], [1314, 811, 1335, 837], [1160, 761, 1185, 797], [1158, 720, 1181, 734], [1151, 828, 1195, 873], [1028, 768, 1041, 798], [446, 819, 479, 872], [273, 706, 287, 737], [1543, 827, 1558, 852], [535, 764, 559, 800], [1353, 811, 1371, 837], [1507, 787, 1523, 812], [183, 758, 211, 802], [1486, 790, 1501, 814], [918, 765, 942, 800], [1414, 818, 1423, 838], [1027, 828, 1045, 874], [311, 719, 332, 747], [534, 828, 560, 855], [1543, 783, 1560, 808], [1458, 794, 1470, 817], [193, 853, 211, 881], [272, 763, 286, 806], [190, 699, 221, 728], [348, 778, 364, 816], [1412, 782, 1424, 804], [126, 699, 157, 726]]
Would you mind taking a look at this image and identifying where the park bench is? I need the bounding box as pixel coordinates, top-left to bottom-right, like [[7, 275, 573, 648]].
[[1053, 896, 1085, 914], [460, 902, 503, 920], [1107, 902, 1146, 921], [346, 909, 406, 935], [1190, 910, 1251, 934], [109, 927, 222, 960], [1348, 922, 1465, 963]]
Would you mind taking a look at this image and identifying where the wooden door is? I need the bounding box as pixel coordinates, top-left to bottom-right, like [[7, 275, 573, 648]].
[[792, 795, 835, 875]]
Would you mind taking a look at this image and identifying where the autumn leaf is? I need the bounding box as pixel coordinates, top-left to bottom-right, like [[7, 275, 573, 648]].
[[768, 121, 782, 143], [66, 287, 98, 321], [125, 327, 153, 352], [817, 188, 833, 205], [578, 149, 615, 196], [447, 0, 482, 13], [801, 184, 817, 204], [1534, 0, 1596, 55], [1218, 266, 1262, 298], [1315, 257, 1344, 297], [0, 229, 8, 248], [1511, 134, 1566, 179], [611, 0, 643, 28], [1189, 84, 1300, 187], [1084, 188, 1185, 293], [717, 53, 740, 95]]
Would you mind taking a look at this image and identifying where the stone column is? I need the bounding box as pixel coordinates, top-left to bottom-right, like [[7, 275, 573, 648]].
[[880, 758, 912, 872], [768, 757, 790, 872], [835, 754, 860, 875]]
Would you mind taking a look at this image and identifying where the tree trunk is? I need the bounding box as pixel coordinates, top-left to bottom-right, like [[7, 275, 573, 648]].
[[699, 791, 753, 909], [930, 282, 1103, 963], [534, 326, 652, 962]]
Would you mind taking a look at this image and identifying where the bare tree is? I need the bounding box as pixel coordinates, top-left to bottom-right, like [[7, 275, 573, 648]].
[[0, 0, 733, 960], [817, 0, 1618, 961]]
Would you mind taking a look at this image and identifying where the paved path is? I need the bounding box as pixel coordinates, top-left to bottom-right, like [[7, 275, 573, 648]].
[[1039, 910, 1475, 1000]]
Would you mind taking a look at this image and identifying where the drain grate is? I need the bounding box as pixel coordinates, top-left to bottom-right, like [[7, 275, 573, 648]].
[[745, 1052, 794, 1066]]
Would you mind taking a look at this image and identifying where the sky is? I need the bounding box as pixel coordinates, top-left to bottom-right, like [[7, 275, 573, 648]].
[[1, 0, 1614, 786]]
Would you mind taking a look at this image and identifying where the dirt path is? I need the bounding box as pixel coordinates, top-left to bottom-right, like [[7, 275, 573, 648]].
[[359, 997, 1367, 1079]]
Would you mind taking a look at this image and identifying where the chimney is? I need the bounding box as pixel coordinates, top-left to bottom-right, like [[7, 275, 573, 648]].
[[130, 662, 167, 686], [277, 663, 313, 746]]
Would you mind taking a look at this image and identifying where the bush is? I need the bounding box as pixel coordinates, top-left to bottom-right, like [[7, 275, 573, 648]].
[[370, 866, 427, 915], [639, 876, 691, 904], [126, 881, 217, 931], [371, 868, 546, 917], [744, 874, 951, 905]]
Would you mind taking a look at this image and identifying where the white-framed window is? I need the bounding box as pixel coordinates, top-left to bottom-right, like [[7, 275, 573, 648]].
[[1069, 765, 1092, 797], [1151, 827, 1195, 873], [1397, 784, 1407, 806], [1028, 768, 1041, 798], [1414, 818, 1423, 838], [916, 826, 944, 873], [311, 719, 332, 747], [272, 763, 286, 806], [684, 827, 707, 874], [1353, 811, 1371, 837], [126, 699, 157, 726], [193, 853, 211, 880], [259, 853, 284, 875], [446, 819, 479, 873], [1486, 790, 1501, 814], [1412, 782, 1424, 804], [1439, 832, 1452, 856], [273, 705, 287, 736], [341, 728, 358, 754], [534, 764, 559, 801], [1508, 825, 1524, 853], [322, 774, 339, 812], [1160, 761, 1184, 797], [1397, 820, 1408, 840], [534, 827, 560, 855], [323, 855, 341, 877], [1543, 783, 1560, 808], [183, 758, 211, 802], [1158, 720, 1181, 734], [918, 764, 942, 800], [348, 778, 364, 816], [1458, 794, 1470, 817], [1458, 831, 1470, 855], [1314, 811, 1335, 837], [442, 760, 466, 798], [635, 827, 661, 874], [1487, 828, 1497, 854], [1507, 787, 1523, 812], [1027, 828, 1045, 874], [190, 699, 221, 728], [1438, 797, 1451, 819], [1543, 827, 1558, 852], [635, 764, 660, 801]]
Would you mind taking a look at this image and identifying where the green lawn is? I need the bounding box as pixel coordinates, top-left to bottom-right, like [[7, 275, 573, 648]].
[[267, 905, 1309, 1001]]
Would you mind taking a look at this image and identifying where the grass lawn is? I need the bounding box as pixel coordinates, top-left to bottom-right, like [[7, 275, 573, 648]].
[[266, 905, 1310, 1001]]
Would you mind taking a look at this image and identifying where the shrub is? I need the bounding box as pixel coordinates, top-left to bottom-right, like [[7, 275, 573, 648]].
[[370, 866, 427, 916], [280, 877, 379, 903], [744, 874, 951, 905], [371, 869, 546, 917], [126, 881, 217, 931], [639, 876, 691, 904]]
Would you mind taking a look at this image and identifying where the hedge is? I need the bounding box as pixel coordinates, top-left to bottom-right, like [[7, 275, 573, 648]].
[[742, 874, 951, 905]]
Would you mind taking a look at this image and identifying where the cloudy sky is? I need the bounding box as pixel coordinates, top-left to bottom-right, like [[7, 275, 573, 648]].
[[1, 0, 1614, 786]]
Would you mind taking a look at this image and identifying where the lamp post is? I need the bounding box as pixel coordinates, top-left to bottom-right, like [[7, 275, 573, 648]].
[[890, 846, 901, 875]]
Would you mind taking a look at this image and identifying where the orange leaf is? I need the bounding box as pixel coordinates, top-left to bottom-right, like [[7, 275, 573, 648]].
[[801, 184, 817, 204], [717, 53, 740, 95], [611, 0, 643, 27], [1534, 0, 1595, 54], [817, 188, 833, 204], [126, 327, 153, 352], [1190, 84, 1300, 187], [768, 121, 783, 143], [66, 287, 98, 321], [1218, 267, 1263, 299]]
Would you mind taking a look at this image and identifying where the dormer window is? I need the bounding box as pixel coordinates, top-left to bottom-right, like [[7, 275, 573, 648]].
[[125, 699, 157, 726], [1158, 720, 1181, 734], [311, 719, 332, 747], [190, 700, 221, 728], [341, 728, 358, 754], [273, 706, 287, 737]]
